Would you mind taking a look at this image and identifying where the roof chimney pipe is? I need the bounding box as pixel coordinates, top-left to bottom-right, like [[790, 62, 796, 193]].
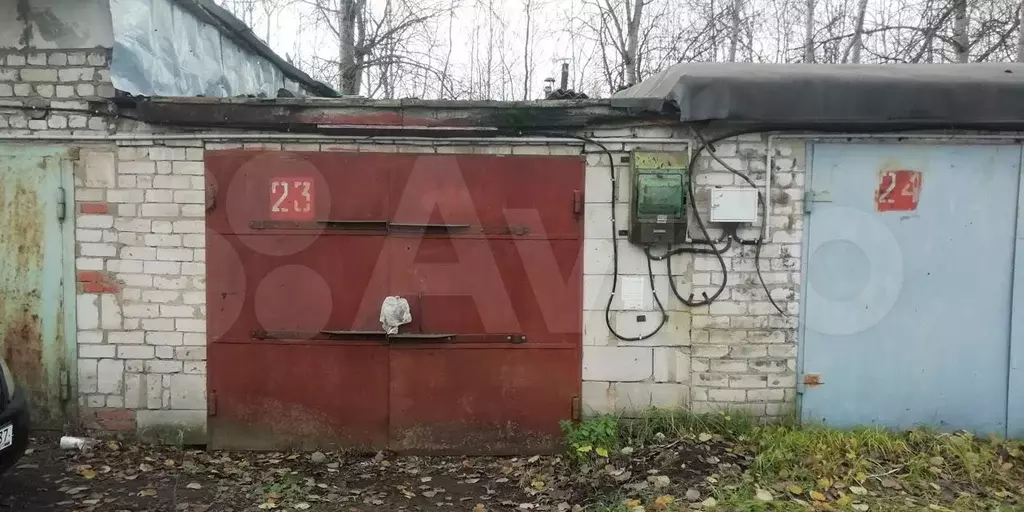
[[560, 62, 569, 91]]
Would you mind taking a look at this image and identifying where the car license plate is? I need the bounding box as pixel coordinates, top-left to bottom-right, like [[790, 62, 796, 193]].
[[0, 424, 13, 450]]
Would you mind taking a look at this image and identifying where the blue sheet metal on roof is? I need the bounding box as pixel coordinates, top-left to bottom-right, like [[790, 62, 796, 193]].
[[611, 63, 1024, 127]]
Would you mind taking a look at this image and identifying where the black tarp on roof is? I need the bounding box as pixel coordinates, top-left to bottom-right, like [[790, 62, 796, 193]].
[[611, 63, 1024, 127]]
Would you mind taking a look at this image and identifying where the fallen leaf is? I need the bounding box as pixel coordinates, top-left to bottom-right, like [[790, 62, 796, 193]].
[[139, 463, 154, 472], [294, 504, 311, 510], [685, 489, 701, 501], [849, 486, 867, 496], [852, 505, 869, 511], [620, 447, 634, 455], [530, 480, 545, 489], [698, 433, 713, 442], [421, 477, 433, 483], [519, 504, 536, 510], [787, 485, 804, 495], [528, 455, 540, 463], [186, 483, 202, 490], [701, 497, 717, 508], [575, 445, 592, 453], [809, 491, 827, 502], [653, 495, 674, 507], [139, 489, 157, 497], [422, 490, 438, 498], [79, 468, 97, 480], [473, 505, 487, 512], [595, 447, 609, 458], [755, 489, 773, 502], [258, 503, 279, 510]]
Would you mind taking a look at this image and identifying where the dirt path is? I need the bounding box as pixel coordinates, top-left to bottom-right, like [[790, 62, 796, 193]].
[[0, 435, 745, 511]]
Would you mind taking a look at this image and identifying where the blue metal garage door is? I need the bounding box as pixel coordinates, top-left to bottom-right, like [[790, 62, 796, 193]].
[[800, 142, 1022, 435]]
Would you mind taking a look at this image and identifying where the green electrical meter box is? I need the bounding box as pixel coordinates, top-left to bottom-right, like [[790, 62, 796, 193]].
[[628, 151, 690, 246]]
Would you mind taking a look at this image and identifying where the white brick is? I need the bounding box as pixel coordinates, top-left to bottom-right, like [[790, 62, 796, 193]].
[[170, 374, 206, 409], [115, 218, 151, 232], [153, 175, 192, 189], [181, 205, 205, 217], [141, 318, 175, 331], [77, 215, 113, 229], [120, 162, 155, 175], [181, 263, 203, 275], [157, 248, 193, 261], [175, 346, 206, 360], [79, 344, 115, 359], [183, 235, 204, 248], [144, 261, 180, 274], [75, 229, 102, 243], [153, 276, 188, 289], [182, 292, 204, 305], [107, 259, 144, 273], [156, 346, 174, 359], [185, 148, 203, 161], [146, 332, 183, 345], [77, 294, 99, 329], [174, 190, 205, 203], [97, 359, 124, 394], [161, 305, 195, 318], [83, 151, 116, 187], [708, 389, 747, 402], [183, 333, 205, 346], [146, 190, 174, 203], [184, 362, 205, 374], [582, 346, 652, 381], [146, 374, 163, 409], [747, 388, 786, 401], [122, 304, 160, 318], [145, 234, 181, 247], [120, 273, 153, 287], [653, 347, 690, 383], [78, 331, 104, 344], [156, 162, 172, 174], [108, 331, 144, 344], [117, 345, 154, 359], [100, 294, 121, 329], [107, 189, 144, 203], [141, 203, 180, 217], [141, 291, 178, 304], [172, 220, 204, 233], [121, 247, 156, 259], [146, 360, 182, 373], [76, 257, 103, 271], [149, 147, 187, 160], [175, 317, 204, 333], [171, 161, 204, 175], [124, 373, 143, 409], [76, 361, 98, 398], [79, 243, 116, 257]]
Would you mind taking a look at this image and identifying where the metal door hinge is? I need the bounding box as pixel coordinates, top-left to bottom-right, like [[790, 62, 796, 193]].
[[59, 367, 69, 401], [571, 396, 581, 421], [57, 186, 66, 223], [208, 391, 217, 416], [572, 190, 582, 215]]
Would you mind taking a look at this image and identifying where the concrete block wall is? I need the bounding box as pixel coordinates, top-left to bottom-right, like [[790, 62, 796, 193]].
[[580, 129, 804, 419]]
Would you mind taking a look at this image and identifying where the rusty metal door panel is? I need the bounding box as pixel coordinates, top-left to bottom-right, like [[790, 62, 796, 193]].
[[389, 155, 585, 238], [206, 233, 388, 342], [388, 347, 579, 454], [389, 238, 582, 341], [208, 342, 389, 450], [205, 151, 396, 236], [0, 146, 68, 428]]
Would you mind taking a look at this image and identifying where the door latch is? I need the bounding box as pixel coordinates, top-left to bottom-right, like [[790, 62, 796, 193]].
[[57, 186, 66, 223]]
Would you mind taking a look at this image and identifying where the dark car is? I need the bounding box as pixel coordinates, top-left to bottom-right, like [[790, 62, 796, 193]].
[[0, 358, 30, 474]]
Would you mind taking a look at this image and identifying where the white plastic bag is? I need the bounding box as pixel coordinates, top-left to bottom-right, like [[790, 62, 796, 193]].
[[379, 296, 412, 334]]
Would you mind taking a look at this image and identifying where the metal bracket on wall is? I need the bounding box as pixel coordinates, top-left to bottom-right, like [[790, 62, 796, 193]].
[[56, 186, 66, 223]]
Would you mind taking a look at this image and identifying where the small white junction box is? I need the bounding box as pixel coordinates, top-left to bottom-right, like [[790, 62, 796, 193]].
[[710, 187, 759, 223]]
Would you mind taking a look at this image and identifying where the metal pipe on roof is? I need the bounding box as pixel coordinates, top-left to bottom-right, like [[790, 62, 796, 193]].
[[0, 133, 685, 144]]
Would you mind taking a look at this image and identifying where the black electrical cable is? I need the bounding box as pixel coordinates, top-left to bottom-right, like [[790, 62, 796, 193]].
[[690, 127, 787, 316]]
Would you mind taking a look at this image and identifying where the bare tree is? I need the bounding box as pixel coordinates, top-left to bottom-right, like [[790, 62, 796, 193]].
[[729, 0, 742, 61], [953, 0, 969, 61], [843, 0, 869, 62], [803, 0, 814, 62]]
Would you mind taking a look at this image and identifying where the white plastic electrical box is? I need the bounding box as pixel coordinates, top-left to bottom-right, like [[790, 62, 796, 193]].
[[710, 187, 758, 223]]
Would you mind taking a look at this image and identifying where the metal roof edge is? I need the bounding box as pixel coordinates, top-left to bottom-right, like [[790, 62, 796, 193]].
[[168, 0, 338, 97]]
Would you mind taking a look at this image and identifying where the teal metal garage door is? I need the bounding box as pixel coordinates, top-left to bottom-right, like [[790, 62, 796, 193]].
[[800, 142, 1022, 435], [0, 146, 73, 428]]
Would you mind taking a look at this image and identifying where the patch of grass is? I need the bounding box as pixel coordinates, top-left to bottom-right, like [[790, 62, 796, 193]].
[[561, 415, 619, 461], [571, 409, 1024, 510]]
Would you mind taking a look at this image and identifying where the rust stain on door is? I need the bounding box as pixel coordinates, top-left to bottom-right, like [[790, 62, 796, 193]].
[[0, 148, 69, 428]]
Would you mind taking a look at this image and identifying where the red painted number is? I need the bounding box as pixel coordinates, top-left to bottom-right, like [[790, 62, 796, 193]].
[[269, 177, 315, 220], [876, 170, 921, 212]]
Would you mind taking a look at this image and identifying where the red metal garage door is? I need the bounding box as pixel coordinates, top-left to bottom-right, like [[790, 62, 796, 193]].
[[205, 150, 583, 453]]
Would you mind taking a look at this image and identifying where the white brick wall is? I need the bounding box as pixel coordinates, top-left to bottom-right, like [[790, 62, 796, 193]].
[[64, 129, 802, 440]]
